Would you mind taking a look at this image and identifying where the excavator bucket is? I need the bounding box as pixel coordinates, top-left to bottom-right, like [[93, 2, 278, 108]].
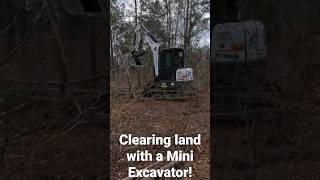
[[129, 56, 146, 67], [134, 58, 142, 66], [130, 49, 149, 67]]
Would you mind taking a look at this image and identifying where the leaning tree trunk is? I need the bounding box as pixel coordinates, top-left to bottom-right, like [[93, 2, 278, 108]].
[[45, 0, 70, 98], [184, 0, 190, 58], [135, 0, 141, 86]]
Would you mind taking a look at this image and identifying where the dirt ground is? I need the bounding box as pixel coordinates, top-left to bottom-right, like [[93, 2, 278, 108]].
[[0, 95, 107, 180], [213, 91, 320, 180], [110, 92, 210, 179]]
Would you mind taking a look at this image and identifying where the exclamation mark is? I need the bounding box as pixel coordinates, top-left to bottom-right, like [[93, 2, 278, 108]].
[[188, 167, 192, 177]]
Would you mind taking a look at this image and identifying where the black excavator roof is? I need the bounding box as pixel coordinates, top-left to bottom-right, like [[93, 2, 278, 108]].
[[158, 48, 185, 81]]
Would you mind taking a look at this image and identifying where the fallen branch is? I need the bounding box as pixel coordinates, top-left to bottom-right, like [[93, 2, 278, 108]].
[[0, 74, 107, 86], [0, 152, 65, 179], [0, 100, 34, 118], [1, 7, 21, 36], [0, 2, 46, 67]]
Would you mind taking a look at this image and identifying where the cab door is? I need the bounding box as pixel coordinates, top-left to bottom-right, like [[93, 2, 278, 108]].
[[159, 48, 184, 81]]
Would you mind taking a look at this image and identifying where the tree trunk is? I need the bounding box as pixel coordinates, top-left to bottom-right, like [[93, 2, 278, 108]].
[[184, 0, 190, 58], [45, 0, 69, 98], [174, 10, 179, 47], [110, 28, 115, 81], [187, 0, 196, 54], [165, 0, 171, 47], [90, 22, 97, 76], [135, 0, 141, 86], [135, 0, 138, 26]]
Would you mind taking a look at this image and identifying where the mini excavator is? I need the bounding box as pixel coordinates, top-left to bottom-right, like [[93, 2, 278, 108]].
[[130, 23, 195, 99]]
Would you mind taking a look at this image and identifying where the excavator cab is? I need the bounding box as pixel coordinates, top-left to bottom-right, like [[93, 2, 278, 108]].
[[144, 47, 195, 99], [159, 48, 185, 81]]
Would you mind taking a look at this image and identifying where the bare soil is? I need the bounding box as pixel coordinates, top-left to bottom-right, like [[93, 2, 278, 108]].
[[0, 96, 107, 180], [213, 91, 320, 179], [110, 93, 210, 179]]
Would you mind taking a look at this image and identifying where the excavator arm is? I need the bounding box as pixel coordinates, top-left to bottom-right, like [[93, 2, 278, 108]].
[[131, 23, 160, 79]]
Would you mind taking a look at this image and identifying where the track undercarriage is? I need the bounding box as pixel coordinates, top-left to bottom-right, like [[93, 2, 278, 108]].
[[143, 81, 197, 100]]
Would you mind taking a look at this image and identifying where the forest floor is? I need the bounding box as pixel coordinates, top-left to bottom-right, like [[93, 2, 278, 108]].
[[110, 90, 210, 179], [110, 80, 320, 179], [213, 91, 320, 179], [0, 93, 107, 179], [1, 81, 318, 179]]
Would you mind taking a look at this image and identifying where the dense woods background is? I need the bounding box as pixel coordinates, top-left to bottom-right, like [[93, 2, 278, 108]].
[[0, 0, 107, 80], [213, 0, 320, 179], [111, 0, 210, 91], [0, 0, 108, 179]]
